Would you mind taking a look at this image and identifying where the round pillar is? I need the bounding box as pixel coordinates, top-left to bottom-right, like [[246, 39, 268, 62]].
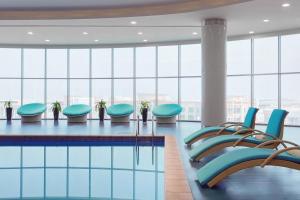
[[201, 18, 227, 127]]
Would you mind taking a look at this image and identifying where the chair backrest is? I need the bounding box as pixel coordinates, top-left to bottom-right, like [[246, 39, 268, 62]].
[[242, 107, 259, 128], [265, 109, 289, 139]]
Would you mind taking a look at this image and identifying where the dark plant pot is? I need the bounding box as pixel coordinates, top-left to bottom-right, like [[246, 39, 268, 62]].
[[142, 108, 148, 123], [53, 108, 59, 121], [99, 107, 105, 121], [6, 107, 12, 121]]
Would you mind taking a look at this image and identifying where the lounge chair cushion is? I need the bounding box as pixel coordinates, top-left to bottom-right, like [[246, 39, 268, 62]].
[[189, 135, 264, 161], [63, 104, 91, 117], [197, 148, 300, 186], [107, 104, 134, 117], [243, 107, 259, 128], [184, 126, 236, 144], [152, 104, 182, 117], [17, 103, 46, 116], [265, 109, 288, 138]]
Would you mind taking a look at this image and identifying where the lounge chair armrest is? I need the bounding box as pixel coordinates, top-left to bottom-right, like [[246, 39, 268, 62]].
[[218, 122, 242, 127], [256, 139, 299, 149], [216, 124, 251, 135], [232, 128, 255, 135], [232, 131, 278, 147], [261, 145, 300, 168]]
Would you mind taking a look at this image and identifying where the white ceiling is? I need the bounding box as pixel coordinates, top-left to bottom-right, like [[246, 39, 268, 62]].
[[0, 0, 299, 45]]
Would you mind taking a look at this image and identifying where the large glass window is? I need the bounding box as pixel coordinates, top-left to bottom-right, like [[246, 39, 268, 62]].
[[227, 76, 251, 122], [23, 79, 44, 104], [254, 75, 278, 123], [227, 40, 251, 75], [180, 78, 201, 120], [158, 46, 178, 77], [92, 49, 112, 78], [181, 44, 201, 76], [114, 79, 133, 105], [157, 78, 178, 104], [113, 48, 133, 78], [136, 79, 156, 119], [136, 47, 156, 77], [0, 79, 21, 118], [92, 79, 111, 118], [70, 49, 89, 78], [281, 34, 300, 73], [69, 79, 89, 105], [47, 49, 67, 78], [0, 48, 21, 77], [254, 37, 278, 74], [24, 49, 45, 78]]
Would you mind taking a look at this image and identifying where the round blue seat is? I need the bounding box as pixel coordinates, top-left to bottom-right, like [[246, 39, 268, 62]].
[[63, 104, 91, 117], [17, 103, 46, 116], [152, 104, 182, 117], [107, 104, 134, 117]]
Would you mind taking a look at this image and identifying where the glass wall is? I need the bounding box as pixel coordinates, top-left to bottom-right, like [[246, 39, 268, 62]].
[[0, 44, 201, 121]]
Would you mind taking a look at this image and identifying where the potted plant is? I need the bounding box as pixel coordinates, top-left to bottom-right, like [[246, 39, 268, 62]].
[[4, 101, 13, 121], [95, 99, 106, 121], [51, 101, 61, 121], [140, 101, 150, 123]]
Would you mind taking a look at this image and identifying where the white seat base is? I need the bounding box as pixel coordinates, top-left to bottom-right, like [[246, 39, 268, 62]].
[[156, 116, 177, 124], [111, 115, 130, 123], [21, 114, 42, 123], [67, 115, 87, 123]]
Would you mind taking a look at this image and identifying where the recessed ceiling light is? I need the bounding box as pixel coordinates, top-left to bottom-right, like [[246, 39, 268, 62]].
[[263, 19, 270, 22], [130, 21, 137, 25], [94, 39, 99, 42], [83, 32, 88, 35], [45, 39, 50, 42], [137, 32, 143, 35], [192, 32, 198, 35], [27, 31, 34, 35], [249, 31, 255, 34], [143, 39, 148, 42], [282, 3, 290, 7]]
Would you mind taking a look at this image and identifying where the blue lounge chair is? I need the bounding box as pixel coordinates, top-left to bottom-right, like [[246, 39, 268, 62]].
[[197, 139, 300, 188], [17, 103, 46, 123], [184, 107, 259, 145], [189, 109, 288, 161], [107, 104, 134, 123], [63, 104, 91, 123], [152, 104, 182, 124]]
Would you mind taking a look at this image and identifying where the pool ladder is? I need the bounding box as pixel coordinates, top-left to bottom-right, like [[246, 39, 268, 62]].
[[135, 115, 156, 165]]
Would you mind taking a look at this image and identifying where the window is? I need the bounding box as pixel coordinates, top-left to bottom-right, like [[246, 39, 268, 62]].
[[0, 48, 21, 77], [136, 79, 156, 119], [254, 37, 278, 74], [24, 49, 45, 78], [227, 40, 251, 75], [23, 79, 44, 104], [181, 44, 201, 76], [227, 76, 251, 122], [113, 48, 133, 78], [253, 75, 278, 123], [0, 79, 21, 118], [70, 49, 89, 78], [157, 78, 178, 104], [136, 47, 156, 77], [92, 49, 112, 78], [158, 46, 178, 77], [47, 49, 67, 78], [92, 79, 111, 118], [69, 79, 89, 105], [281, 74, 300, 125], [114, 79, 133, 105], [180, 78, 201, 120], [281, 34, 300, 73]]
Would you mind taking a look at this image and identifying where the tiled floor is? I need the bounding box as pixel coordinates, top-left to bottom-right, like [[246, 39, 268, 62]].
[[1, 120, 300, 200]]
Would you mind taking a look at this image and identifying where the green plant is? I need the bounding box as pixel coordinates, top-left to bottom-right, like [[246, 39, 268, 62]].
[[95, 99, 107, 111], [51, 101, 62, 112], [140, 101, 150, 114], [4, 101, 12, 108]]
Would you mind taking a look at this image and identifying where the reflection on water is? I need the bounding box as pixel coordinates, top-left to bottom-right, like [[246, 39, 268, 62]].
[[0, 146, 164, 199]]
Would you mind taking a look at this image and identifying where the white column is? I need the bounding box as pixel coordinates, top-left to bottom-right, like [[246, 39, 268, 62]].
[[201, 18, 227, 127]]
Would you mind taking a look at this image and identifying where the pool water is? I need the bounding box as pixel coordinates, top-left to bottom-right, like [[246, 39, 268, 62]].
[[0, 145, 164, 199]]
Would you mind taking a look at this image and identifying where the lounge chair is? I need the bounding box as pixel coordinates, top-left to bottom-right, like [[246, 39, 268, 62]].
[[189, 109, 288, 161], [63, 104, 91, 123], [197, 139, 300, 188], [152, 104, 182, 124], [184, 107, 259, 145], [107, 104, 134, 123], [17, 103, 46, 122]]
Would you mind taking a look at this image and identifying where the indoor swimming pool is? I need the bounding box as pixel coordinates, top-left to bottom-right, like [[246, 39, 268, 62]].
[[0, 141, 164, 199]]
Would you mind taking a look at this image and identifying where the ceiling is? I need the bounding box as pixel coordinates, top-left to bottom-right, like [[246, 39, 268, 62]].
[[0, 0, 299, 45]]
